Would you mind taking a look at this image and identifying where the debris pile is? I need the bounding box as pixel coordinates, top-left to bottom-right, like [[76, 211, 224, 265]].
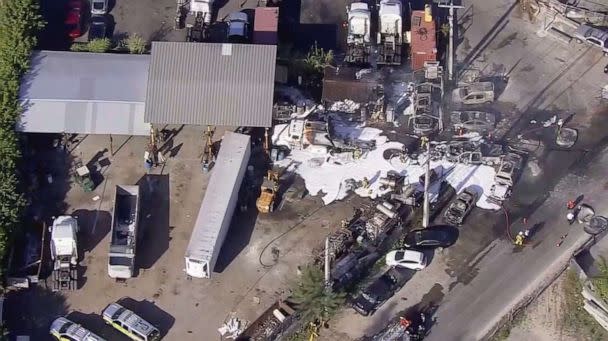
[[218, 316, 247, 339]]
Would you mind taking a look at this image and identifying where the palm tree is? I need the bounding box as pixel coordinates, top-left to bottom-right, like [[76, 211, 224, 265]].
[[291, 266, 345, 324]]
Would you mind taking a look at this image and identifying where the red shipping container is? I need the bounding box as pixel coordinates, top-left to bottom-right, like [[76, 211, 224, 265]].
[[410, 10, 437, 71], [253, 7, 279, 45]]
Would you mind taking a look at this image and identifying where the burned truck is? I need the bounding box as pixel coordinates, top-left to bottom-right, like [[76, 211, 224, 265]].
[[489, 153, 523, 204]]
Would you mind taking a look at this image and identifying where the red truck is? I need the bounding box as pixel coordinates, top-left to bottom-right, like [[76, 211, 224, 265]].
[[410, 10, 437, 71], [253, 7, 279, 45]]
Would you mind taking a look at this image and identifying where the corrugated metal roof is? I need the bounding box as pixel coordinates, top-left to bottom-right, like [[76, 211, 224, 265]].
[[20, 51, 150, 102], [18, 100, 150, 135], [145, 42, 276, 127], [18, 50, 151, 135], [186, 132, 251, 266]]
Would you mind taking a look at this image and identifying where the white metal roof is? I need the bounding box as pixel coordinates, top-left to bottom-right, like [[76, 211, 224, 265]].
[[18, 51, 151, 136], [185, 132, 251, 262]]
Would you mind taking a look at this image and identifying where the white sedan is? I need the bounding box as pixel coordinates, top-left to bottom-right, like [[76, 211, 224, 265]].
[[385, 249, 427, 270]]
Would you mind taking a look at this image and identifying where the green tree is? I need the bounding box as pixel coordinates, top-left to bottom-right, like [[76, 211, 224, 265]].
[[0, 0, 45, 276], [304, 42, 333, 72], [123, 34, 146, 54], [291, 266, 345, 324]]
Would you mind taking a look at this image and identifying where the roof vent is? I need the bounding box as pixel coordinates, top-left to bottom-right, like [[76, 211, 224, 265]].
[[221, 44, 232, 56]]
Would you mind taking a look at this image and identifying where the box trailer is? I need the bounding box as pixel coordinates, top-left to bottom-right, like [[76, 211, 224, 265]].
[[108, 185, 140, 279], [185, 132, 251, 278], [253, 7, 278, 45], [410, 10, 437, 71]]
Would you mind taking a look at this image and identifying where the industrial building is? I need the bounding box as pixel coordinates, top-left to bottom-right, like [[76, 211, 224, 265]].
[[18, 42, 278, 136], [18, 51, 151, 136]]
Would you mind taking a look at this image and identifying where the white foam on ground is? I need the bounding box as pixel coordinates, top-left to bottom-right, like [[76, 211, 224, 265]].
[[272, 122, 500, 210]]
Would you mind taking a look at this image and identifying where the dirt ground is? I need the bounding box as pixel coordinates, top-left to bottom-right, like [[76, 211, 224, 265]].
[[6, 126, 365, 340], [504, 274, 577, 341]]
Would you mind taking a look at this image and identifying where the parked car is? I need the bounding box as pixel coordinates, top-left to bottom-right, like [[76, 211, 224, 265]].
[[91, 0, 108, 15], [65, 0, 84, 38], [444, 188, 478, 226], [450, 111, 496, 134], [385, 249, 427, 270], [574, 24, 608, 54], [102, 302, 161, 341], [50, 317, 106, 341], [227, 12, 249, 43], [451, 82, 495, 105], [88, 15, 107, 41], [352, 267, 412, 316], [403, 227, 454, 248]]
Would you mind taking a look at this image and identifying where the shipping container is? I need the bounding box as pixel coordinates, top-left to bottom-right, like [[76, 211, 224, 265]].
[[410, 10, 437, 71], [253, 7, 279, 45], [184, 132, 251, 278]]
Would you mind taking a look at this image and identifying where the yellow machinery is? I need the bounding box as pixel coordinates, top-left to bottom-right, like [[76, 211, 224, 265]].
[[256, 170, 279, 213]]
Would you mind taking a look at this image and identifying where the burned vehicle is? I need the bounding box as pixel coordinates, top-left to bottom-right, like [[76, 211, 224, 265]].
[[412, 114, 437, 135], [451, 111, 496, 134], [451, 82, 495, 105], [351, 267, 413, 316], [489, 152, 523, 203], [444, 188, 478, 225]]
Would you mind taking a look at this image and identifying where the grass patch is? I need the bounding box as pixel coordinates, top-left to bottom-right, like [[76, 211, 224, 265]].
[[490, 311, 524, 341], [562, 269, 608, 340]]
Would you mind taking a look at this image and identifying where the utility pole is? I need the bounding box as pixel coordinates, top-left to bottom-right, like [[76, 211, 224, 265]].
[[324, 236, 331, 291], [422, 139, 431, 228], [438, 0, 464, 81]]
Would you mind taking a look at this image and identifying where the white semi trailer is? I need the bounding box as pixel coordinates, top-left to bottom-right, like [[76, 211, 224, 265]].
[[377, 0, 403, 65], [185, 132, 251, 278]]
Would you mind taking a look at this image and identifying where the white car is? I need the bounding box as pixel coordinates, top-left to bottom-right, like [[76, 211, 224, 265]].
[[385, 249, 427, 270]]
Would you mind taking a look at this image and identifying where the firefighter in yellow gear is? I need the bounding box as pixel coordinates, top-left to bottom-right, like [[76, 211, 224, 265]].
[[420, 136, 429, 149], [362, 177, 370, 189], [514, 231, 525, 246]]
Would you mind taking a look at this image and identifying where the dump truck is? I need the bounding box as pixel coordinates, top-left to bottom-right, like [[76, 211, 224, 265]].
[[108, 185, 140, 279], [185, 132, 251, 278], [345, 2, 372, 64], [50, 216, 79, 291], [377, 0, 403, 65], [256, 170, 279, 213]]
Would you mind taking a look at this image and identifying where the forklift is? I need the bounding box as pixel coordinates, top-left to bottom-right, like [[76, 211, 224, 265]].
[[72, 158, 94, 192]]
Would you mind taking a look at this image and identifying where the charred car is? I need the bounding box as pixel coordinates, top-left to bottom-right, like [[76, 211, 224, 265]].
[[444, 188, 478, 225], [451, 111, 496, 134]]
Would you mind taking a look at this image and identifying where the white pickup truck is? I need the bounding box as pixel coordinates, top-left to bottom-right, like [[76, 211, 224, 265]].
[[489, 153, 523, 204]]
